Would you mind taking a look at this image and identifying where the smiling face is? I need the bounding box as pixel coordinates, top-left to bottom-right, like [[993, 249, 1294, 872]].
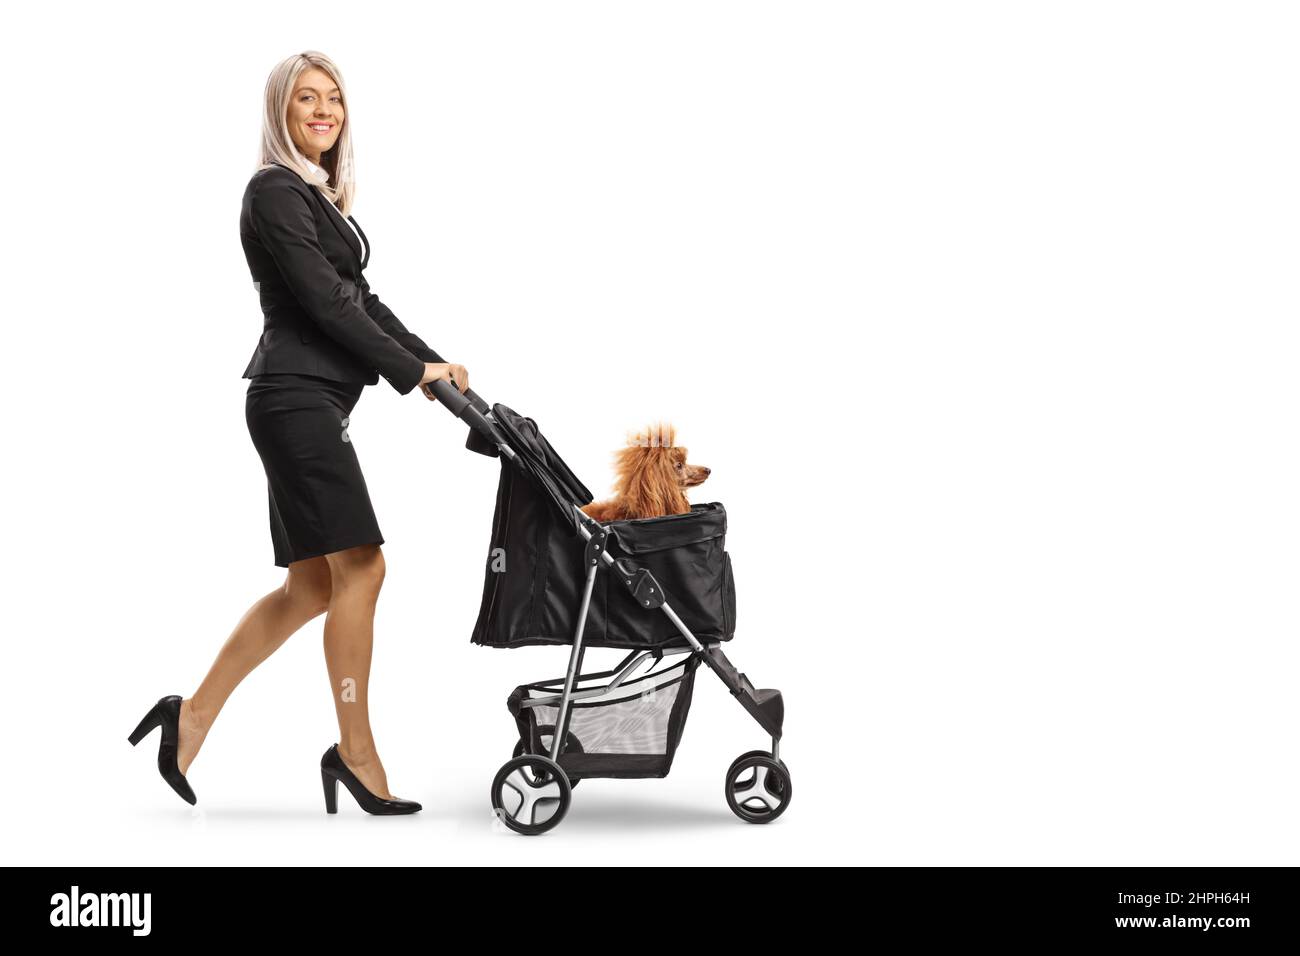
[[287, 67, 344, 165]]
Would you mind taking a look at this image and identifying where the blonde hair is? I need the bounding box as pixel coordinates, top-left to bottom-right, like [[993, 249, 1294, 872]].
[[255, 51, 357, 216]]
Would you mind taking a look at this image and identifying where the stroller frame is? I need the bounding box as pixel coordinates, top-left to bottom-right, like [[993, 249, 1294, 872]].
[[538, 504, 780, 765], [429, 382, 789, 833]]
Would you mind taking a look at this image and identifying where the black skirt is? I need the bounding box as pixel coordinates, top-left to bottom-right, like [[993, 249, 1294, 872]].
[[245, 372, 384, 567]]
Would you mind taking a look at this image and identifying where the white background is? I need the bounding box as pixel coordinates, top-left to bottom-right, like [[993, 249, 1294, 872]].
[[2, 1, 1296, 865]]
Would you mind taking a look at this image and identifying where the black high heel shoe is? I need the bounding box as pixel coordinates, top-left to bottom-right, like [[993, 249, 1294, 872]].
[[320, 744, 422, 815], [127, 695, 196, 805]]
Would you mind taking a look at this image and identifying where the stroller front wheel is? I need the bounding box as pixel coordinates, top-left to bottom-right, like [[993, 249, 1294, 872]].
[[492, 755, 572, 835], [727, 749, 787, 778], [725, 754, 792, 824]]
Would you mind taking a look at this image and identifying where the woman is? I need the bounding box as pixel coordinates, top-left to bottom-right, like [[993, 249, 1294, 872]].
[[127, 51, 468, 815]]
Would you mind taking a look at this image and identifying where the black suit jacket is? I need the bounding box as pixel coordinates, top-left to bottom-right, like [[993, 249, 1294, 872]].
[[239, 162, 444, 395]]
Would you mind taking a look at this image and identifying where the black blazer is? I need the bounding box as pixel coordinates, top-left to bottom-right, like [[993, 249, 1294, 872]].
[[239, 162, 444, 395]]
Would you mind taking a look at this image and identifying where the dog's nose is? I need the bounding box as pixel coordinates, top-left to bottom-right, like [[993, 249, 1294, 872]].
[[700, 466, 711, 475]]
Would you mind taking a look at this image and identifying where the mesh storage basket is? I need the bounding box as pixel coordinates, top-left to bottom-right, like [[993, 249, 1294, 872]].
[[508, 655, 699, 779]]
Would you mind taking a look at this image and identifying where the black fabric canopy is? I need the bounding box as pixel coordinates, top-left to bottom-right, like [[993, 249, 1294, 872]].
[[488, 404, 593, 532]]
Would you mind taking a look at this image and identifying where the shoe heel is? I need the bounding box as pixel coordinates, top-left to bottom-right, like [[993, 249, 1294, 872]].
[[322, 769, 339, 814], [127, 703, 163, 746]]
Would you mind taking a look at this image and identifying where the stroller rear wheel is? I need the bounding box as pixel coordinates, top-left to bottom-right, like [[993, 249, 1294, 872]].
[[492, 755, 572, 835], [512, 725, 582, 789], [725, 753, 792, 824]]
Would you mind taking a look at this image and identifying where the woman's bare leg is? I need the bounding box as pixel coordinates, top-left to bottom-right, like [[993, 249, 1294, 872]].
[[321, 543, 405, 801], [177, 556, 333, 774]]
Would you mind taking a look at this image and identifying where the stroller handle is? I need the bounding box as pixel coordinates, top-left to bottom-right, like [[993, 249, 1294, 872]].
[[427, 377, 501, 457], [425, 375, 481, 414]]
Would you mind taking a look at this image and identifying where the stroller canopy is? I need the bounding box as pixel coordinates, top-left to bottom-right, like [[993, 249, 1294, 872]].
[[490, 404, 593, 531]]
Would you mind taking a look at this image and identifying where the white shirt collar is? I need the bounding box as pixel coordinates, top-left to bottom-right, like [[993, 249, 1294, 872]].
[[302, 157, 331, 186]]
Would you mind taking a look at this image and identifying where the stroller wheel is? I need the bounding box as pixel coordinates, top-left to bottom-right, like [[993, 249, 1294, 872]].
[[513, 725, 582, 789], [727, 750, 786, 776], [727, 750, 789, 798], [492, 755, 572, 835], [725, 754, 792, 824]]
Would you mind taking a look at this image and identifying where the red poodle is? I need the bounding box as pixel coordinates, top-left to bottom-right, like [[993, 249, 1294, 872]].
[[581, 422, 711, 522]]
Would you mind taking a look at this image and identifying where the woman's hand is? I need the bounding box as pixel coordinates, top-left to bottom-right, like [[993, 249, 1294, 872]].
[[418, 362, 470, 401]]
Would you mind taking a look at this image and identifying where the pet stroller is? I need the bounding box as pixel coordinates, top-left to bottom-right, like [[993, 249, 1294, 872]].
[[429, 379, 788, 834]]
